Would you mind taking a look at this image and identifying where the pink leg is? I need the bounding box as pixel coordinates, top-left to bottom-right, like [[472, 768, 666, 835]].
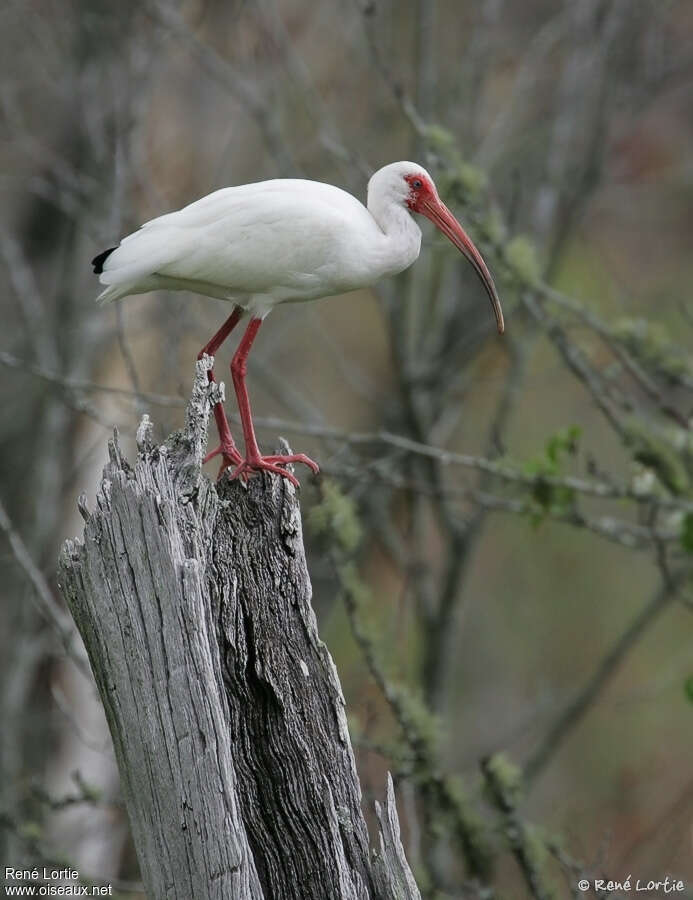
[[197, 306, 244, 475], [228, 317, 319, 487]]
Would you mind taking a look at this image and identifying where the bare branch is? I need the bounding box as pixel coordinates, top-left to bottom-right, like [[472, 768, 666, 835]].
[[0, 496, 89, 677], [146, 0, 298, 174], [482, 755, 556, 900], [0, 227, 58, 368], [523, 568, 691, 783], [0, 350, 185, 407]]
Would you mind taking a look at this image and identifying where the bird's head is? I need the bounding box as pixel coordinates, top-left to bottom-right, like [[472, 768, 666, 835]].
[[368, 161, 504, 334]]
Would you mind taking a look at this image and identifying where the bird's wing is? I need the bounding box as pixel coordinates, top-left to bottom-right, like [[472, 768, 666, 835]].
[[96, 187, 258, 287], [99, 180, 378, 298]]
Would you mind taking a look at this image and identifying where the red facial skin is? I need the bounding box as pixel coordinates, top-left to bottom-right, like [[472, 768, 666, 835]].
[[404, 173, 504, 334], [404, 172, 440, 214]]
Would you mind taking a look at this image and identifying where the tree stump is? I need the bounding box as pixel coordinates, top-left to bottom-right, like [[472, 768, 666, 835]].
[[58, 356, 421, 900]]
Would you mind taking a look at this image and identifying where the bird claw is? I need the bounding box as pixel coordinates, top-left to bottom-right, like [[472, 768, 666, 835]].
[[228, 453, 319, 488], [262, 453, 320, 474], [204, 441, 243, 479]]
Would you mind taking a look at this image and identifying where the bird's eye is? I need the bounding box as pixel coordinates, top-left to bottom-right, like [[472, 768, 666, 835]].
[[412, 179, 423, 189]]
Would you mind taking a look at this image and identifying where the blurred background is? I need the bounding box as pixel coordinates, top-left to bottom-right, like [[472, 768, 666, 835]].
[[2, 0, 693, 896]]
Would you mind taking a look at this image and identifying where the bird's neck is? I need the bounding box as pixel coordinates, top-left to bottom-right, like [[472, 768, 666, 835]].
[[367, 198, 422, 273]]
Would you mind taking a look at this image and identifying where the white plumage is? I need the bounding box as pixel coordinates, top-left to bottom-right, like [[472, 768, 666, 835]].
[[94, 161, 503, 485], [96, 164, 432, 317]]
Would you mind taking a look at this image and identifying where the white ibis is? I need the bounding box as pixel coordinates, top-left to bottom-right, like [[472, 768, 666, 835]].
[[93, 161, 504, 486]]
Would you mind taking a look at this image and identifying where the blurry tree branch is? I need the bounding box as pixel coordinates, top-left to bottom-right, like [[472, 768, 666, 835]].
[[146, 0, 298, 175], [524, 567, 692, 783], [254, 0, 370, 181], [0, 351, 184, 408], [10, 349, 691, 517], [0, 227, 58, 368], [318, 514, 493, 884], [482, 755, 556, 900], [0, 496, 89, 678], [320, 460, 682, 550]]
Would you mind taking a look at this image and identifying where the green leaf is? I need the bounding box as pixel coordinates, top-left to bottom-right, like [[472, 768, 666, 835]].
[[684, 675, 693, 703], [524, 426, 582, 478], [545, 426, 581, 465], [680, 513, 693, 554]]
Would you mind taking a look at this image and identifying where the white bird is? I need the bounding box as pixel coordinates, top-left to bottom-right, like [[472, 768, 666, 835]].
[[93, 161, 504, 486]]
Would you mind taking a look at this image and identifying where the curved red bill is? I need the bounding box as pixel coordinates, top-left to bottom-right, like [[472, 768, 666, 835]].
[[420, 198, 504, 334]]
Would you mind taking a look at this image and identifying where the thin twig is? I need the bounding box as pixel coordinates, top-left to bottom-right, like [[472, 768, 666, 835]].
[[146, 0, 298, 174], [334, 550, 494, 881], [0, 496, 90, 677], [319, 459, 681, 550], [521, 291, 631, 441], [0, 350, 185, 407], [0, 227, 58, 368], [11, 349, 688, 513], [523, 568, 691, 783], [543, 285, 692, 426], [482, 756, 556, 900]]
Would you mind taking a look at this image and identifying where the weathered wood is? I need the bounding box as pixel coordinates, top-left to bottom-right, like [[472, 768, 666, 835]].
[[58, 356, 421, 900], [372, 775, 422, 900]]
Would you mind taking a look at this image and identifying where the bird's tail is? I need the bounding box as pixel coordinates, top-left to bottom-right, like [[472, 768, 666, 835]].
[[92, 244, 150, 304], [95, 283, 136, 305], [92, 246, 116, 275], [92, 246, 127, 304], [92, 223, 178, 304]]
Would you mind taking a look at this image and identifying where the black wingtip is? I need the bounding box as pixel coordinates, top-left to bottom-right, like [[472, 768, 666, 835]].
[[92, 246, 117, 274]]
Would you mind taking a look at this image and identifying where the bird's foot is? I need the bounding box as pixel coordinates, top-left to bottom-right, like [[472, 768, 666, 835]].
[[229, 453, 319, 488], [204, 440, 244, 479]]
